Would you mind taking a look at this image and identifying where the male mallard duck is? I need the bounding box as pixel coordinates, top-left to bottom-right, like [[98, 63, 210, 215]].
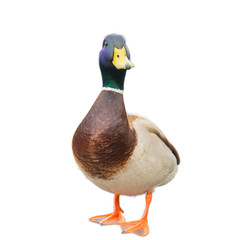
[[72, 33, 180, 237]]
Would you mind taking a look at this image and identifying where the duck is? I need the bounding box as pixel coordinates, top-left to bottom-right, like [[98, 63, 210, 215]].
[[72, 33, 180, 237]]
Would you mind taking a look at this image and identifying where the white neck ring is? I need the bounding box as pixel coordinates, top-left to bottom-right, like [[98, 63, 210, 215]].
[[102, 87, 124, 94]]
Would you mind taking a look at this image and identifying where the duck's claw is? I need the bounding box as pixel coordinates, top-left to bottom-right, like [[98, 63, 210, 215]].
[[89, 210, 125, 225], [120, 218, 149, 237]]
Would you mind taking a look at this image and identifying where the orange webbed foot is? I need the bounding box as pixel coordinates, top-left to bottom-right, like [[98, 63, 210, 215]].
[[121, 192, 152, 237], [89, 194, 125, 225], [89, 208, 125, 225], [121, 218, 149, 237]]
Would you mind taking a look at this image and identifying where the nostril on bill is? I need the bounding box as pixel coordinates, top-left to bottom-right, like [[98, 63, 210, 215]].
[[125, 63, 131, 70]]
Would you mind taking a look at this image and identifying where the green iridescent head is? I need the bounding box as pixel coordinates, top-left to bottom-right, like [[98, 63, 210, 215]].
[[99, 34, 134, 90]]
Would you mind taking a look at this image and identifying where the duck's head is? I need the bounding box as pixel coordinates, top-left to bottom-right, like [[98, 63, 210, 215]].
[[99, 34, 134, 91]]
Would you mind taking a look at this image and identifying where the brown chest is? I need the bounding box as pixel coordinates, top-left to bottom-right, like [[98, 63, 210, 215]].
[[72, 91, 137, 180]]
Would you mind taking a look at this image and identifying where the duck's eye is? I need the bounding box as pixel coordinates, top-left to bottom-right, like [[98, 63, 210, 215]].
[[104, 42, 108, 47], [117, 55, 119, 58]]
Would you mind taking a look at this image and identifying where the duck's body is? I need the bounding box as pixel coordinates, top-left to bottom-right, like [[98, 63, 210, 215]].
[[72, 34, 180, 237], [90, 112, 178, 196], [73, 89, 178, 196]]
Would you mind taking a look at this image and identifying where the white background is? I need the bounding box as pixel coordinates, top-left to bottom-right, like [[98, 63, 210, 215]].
[[1, 0, 240, 239]]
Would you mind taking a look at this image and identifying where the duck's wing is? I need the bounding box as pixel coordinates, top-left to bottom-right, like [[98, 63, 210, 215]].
[[128, 114, 180, 165]]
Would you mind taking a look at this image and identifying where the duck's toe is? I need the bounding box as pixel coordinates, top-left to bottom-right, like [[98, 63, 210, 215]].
[[121, 218, 149, 237], [89, 209, 125, 225]]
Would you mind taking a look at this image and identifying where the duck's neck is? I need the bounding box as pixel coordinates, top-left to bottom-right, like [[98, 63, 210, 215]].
[[82, 90, 130, 136], [101, 68, 126, 90]]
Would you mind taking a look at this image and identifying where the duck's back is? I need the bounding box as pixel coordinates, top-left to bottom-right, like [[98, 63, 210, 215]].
[[72, 90, 137, 180]]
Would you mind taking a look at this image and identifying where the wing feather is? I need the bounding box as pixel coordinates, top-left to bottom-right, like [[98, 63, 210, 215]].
[[128, 114, 180, 165]]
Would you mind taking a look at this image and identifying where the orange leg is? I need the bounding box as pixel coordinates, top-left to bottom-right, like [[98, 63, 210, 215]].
[[121, 192, 152, 237], [89, 194, 125, 225]]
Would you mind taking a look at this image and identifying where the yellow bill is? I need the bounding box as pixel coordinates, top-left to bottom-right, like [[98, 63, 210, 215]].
[[112, 47, 135, 70]]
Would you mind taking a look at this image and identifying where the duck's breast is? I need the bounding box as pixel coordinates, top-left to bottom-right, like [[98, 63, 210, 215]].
[[72, 90, 137, 180]]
